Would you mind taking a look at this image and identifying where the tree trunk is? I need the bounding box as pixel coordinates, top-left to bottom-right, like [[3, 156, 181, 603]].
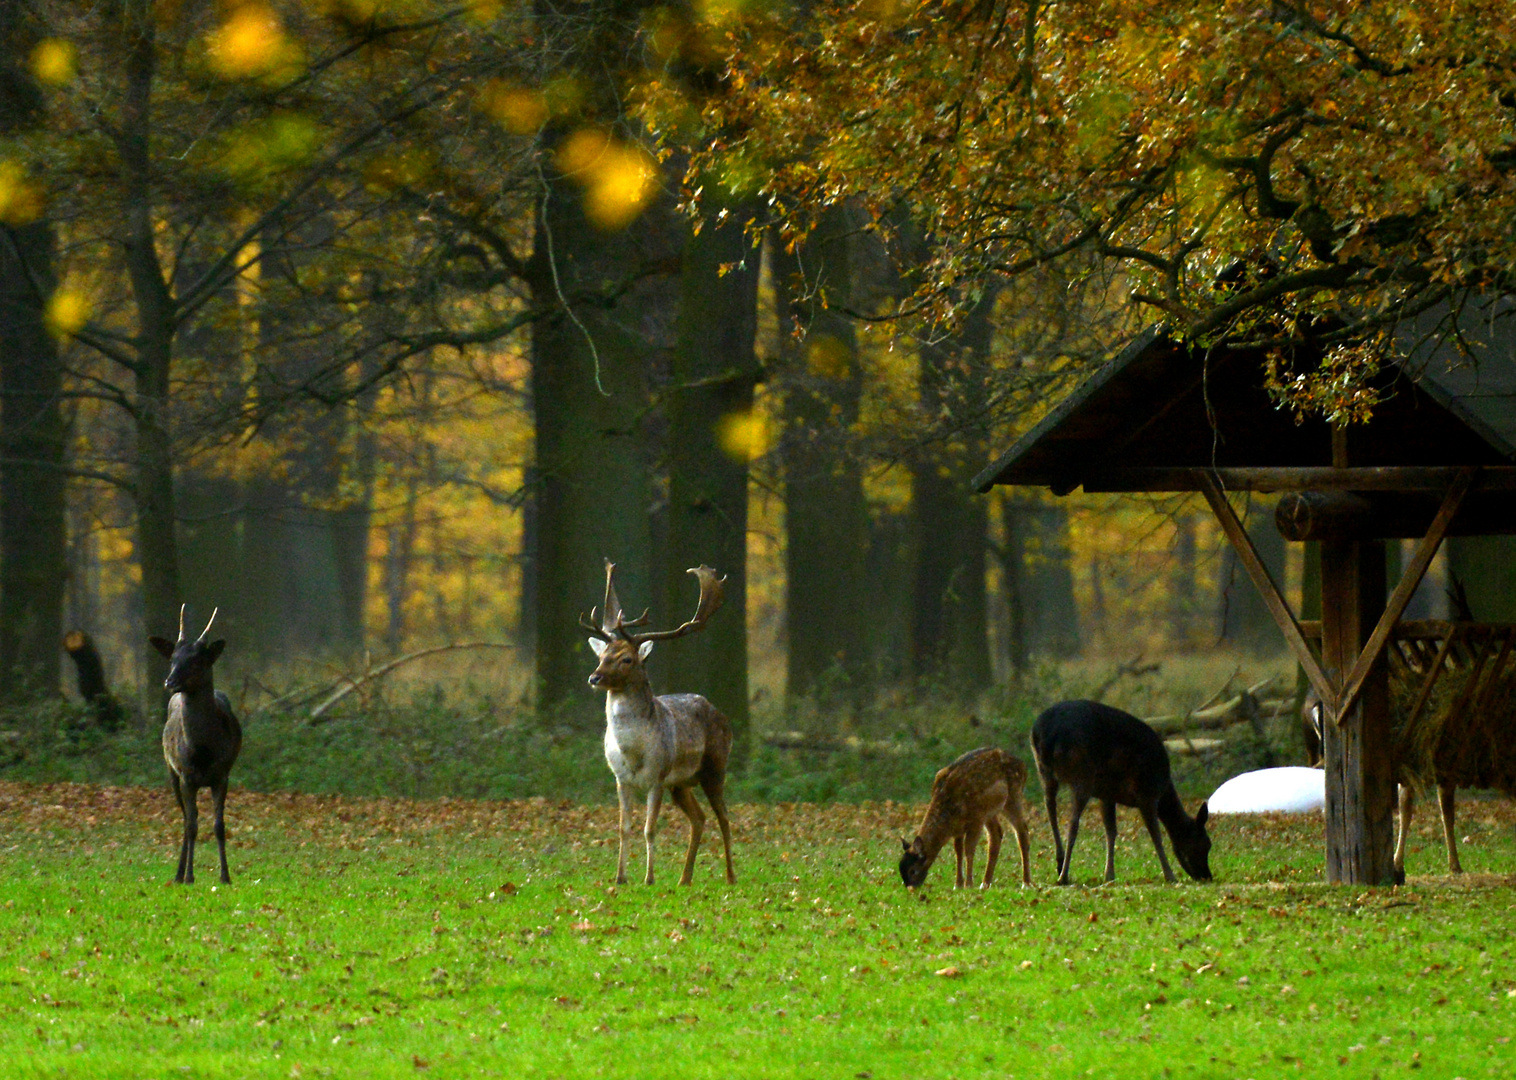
[[772, 212, 870, 702], [908, 293, 995, 695], [663, 212, 760, 763], [1169, 513, 1198, 649], [1011, 503, 1081, 658], [121, 0, 182, 650], [528, 165, 671, 718], [1218, 500, 1286, 653], [0, 9, 68, 697]]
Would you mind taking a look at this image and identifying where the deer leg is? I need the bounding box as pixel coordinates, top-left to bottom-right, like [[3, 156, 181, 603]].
[[1058, 792, 1090, 886], [1006, 795, 1032, 886], [670, 786, 705, 886], [699, 772, 736, 884], [181, 784, 200, 886], [212, 780, 231, 885], [963, 826, 982, 888], [953, 835, 966, 887], [614, 781, 634, 885], [642, 785, 664, 886], [1393, 784, 1414, 883], [170, 772, 188, 884], [1100, 800, 1119, 883], [1438, 783, 1462, 874], [1138, 803, 1176, 884], [1041, 775, 1065, 876], [982, 817, 1003, 888]]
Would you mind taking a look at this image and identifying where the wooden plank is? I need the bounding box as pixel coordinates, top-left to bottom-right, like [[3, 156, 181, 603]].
[[1080, 465, 1516, 494], [1198, 472, 1337, 706], [1334, 468, 1476, 723]]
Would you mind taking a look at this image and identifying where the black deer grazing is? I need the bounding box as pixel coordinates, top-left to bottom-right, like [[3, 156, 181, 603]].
[[149, 606, 241, 885], [1031, 700, 1211, 885]]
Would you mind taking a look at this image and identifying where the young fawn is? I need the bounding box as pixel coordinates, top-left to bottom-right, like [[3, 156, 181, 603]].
[[149, 606, 241, 885], [1032, 700, 1211, 885], [582, 560, 736, 886], [899, 747, 1032, 888]]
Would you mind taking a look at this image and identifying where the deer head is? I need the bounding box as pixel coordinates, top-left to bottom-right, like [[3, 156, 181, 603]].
[[581, 560, 725, 691], [149, 605, 226, 693]]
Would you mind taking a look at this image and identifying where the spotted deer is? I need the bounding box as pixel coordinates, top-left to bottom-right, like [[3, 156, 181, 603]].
[[1032, 700, 1212, 884], [899, 747, 1032, 888], [149, 606, 241, 885], [581, 560, 736, 886]]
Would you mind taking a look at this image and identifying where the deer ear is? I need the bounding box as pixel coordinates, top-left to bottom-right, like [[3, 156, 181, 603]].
[[205, 640, 226, 663], [148, 636, 174, 660], [587, 638, 608, 657], [637, 640, 655, 661], [901, 838, 912, 853], [1195, 801, 1209, 828]]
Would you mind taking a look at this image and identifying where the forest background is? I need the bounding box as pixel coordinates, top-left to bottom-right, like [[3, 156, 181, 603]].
[[1, 0, 1512, 802]]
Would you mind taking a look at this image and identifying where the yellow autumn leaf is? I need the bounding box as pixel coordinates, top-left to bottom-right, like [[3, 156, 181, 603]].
[[29, 39, 78, 86], [45, 288, 91, 339]]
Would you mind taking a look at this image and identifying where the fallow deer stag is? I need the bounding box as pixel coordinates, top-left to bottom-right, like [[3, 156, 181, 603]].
[[581, 560, 736, 886], [149, 606, 241, 885]]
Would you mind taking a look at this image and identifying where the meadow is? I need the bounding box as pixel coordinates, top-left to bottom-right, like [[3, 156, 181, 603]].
[[3, 781, 1515, 1080]]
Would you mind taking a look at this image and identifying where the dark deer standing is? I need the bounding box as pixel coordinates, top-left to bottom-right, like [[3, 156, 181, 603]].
[[149, 606, 241, 885], [899, 746, 1032, 888], [581, 560, 736, 886], [1031, 700, 1211, 884]]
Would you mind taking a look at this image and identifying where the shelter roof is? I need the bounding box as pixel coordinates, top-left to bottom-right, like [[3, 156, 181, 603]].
[[974, 295, 1516, 494]]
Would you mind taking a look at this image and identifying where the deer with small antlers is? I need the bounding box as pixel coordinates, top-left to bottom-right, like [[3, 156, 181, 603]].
[[581, 560, 736, 886], [149, 606, 241, 885]]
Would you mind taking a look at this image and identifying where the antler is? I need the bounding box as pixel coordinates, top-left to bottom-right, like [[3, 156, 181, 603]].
[[625, 565, 726, 644], [198, 607, 219, 642], [176, 603, 187, 644], [578, 560, 649, 641]]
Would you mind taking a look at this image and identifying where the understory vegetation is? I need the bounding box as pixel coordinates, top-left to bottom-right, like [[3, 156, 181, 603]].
[[3, 655, 1302, 806], [2, 784, 1514, 1079]]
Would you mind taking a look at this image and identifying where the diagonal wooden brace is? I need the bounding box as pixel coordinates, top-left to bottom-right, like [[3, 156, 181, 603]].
[[1333, 466, 1477, 723], [1198, 472, 1338, 708]]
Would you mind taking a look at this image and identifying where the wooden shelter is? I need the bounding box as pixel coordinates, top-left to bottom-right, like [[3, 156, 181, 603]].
[[974, 298, 1516, 884]]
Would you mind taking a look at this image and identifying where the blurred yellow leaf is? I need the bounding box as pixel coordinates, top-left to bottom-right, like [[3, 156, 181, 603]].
[[477, 80, 549, 135], [715, 410, 771, 462], [557, 131, 660, 230], [207, 4, 302, 82], [0, 161, 44, 226], [45, 288, 91, 339], [29, 39, 78, 86]]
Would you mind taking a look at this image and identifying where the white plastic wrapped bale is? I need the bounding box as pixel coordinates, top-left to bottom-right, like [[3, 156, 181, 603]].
[[1207, 767, 1325, 814]]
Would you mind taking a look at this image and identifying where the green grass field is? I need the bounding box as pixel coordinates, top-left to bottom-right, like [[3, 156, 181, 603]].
[[3, 781, 1514, 1079]]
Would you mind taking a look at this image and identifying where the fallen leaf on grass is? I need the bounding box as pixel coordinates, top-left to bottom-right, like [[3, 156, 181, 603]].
[[935, 966, 961, 978]]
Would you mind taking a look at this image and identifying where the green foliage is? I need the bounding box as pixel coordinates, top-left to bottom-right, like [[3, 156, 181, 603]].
[[2, 787, 1515, 1077]]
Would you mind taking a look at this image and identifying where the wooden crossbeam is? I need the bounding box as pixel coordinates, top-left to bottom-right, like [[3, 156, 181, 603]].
[[1081, 465, 1515, 494], [1333, 467, 1476, 723], [1198, 472, 1337, 707]]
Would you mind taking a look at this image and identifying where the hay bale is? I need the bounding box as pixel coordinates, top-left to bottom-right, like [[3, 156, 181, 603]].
[[1388, 661, 1516, 796]]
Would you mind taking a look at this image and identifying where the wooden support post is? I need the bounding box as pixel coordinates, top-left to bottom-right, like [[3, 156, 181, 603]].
[[1198, 473, 1336, 707], [1320, 537, 1397, 884]]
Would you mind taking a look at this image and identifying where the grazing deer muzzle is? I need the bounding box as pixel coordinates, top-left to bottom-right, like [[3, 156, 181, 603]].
[[149, 605, 242, 886], [581, 560, 736, 887]]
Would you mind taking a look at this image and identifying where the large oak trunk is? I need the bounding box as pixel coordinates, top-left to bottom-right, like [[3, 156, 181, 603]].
[[663, 212, 761, 763]]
